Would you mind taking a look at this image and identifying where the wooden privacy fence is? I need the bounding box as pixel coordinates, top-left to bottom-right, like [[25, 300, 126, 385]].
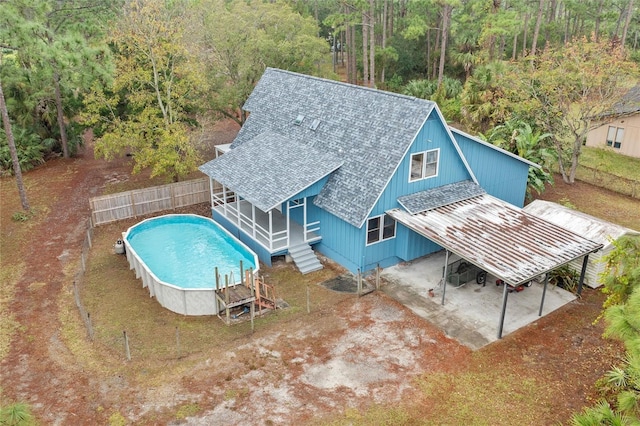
[[90, 177, 211, 226]]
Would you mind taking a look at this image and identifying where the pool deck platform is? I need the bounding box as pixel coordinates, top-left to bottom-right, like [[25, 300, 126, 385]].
[[215, 285, 255, 309]]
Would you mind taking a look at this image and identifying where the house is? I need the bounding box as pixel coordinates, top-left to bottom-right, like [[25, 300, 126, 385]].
[[523, 199, 639, 288], [585, 84, 640, 158], [199, 68, 601, 286]]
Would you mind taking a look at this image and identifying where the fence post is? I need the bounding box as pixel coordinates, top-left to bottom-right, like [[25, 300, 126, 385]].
[[130, 192, 137, 218], [176, 327, 181, 359], [123, 330, 131, 361], [87, 312, 94, 341], [86, 229, 92, 249]]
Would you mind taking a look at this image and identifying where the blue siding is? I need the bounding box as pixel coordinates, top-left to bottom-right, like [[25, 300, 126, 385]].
[[355, 113, 474, 271], [396, 224, 441, 261], [314, 207, 364, 274], [453, 132, 530, 207], [283, 177, 329, 227], [289, 175, 330, 200], [369, 114, 473, 218], [212, 209, 273, 267]]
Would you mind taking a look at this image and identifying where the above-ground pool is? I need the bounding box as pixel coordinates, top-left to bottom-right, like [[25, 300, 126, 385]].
[[123, 214, 259, 315]]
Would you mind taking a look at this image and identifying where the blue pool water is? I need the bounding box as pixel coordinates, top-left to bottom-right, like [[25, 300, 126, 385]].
[[125, 215, 257, 289]]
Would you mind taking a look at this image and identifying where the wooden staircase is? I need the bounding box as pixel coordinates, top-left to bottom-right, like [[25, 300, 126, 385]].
[[288, 242, 323, 274], [244, 270, 276, 310]]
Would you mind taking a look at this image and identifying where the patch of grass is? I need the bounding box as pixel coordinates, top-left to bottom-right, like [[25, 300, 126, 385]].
[[0, 263, 25, 361], [321, 405, 414, 426], [412, 371, 548, 424], [580, 147, 640, 179], [69, 220, 349, 387], [0, 401, 36, 426], [175, 402, 200, 419], [108, 411, 127, 426], [576, 147, 640, 198]]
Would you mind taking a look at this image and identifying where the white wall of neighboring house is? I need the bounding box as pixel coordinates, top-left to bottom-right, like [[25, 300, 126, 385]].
[[586, 113, 640, 158]]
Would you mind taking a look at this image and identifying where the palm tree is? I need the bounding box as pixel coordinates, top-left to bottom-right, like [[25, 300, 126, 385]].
[[0, 402, 35, 425]]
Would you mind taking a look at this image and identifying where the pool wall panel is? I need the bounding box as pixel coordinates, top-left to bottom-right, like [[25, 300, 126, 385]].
[[122, 214, 259, 316]]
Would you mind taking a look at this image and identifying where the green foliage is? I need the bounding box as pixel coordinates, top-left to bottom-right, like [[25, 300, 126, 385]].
[[571, 400, 631, 426], [403, 79, 438, 99], [402, 77, 463, 122], [600, 236, 640, 313], [11, 210, 34, 222], [514, 35, 639, 183], [0, 402, 35, 426], [460, 61, 515, 133], [403, 77, 462, 100], [0, 127, 47, 174], [484, 119, 556, 198], [0, 0, 116, 159], [575, 236, 640, 423], [548, 264, 581, 294], [82, 0, 203, 182], [196, 0, 327, 125]]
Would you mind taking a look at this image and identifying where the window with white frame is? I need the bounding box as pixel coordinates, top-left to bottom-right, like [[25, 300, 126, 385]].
[[366, 214, 396, 245], [606, 126, 624, 149], [410, 149, 439, 181]]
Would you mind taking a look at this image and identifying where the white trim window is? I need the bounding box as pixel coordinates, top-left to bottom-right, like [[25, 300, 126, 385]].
[[606, 126, 624, 149], [410, 148, 439, 182], [366, 214, 396, 245]]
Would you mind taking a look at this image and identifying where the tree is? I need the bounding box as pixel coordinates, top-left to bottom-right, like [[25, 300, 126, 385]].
[[530, 0, 546, 56], [82, 0, 203, 182], [518, 35, 638, 184], [572, 235, 640, 424], [195, 0, 327, 125], [438, 2, 453, 87], [0, 0, 114, 161], [0, 70, 30, 211]]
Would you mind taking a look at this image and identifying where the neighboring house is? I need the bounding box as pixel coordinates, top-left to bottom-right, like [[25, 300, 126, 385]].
[[585, 84, 640, 158], [199, 68, 601, 279], [523, 199, 639, 288]]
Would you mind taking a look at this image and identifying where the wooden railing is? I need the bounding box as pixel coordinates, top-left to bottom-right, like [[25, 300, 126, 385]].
[[245, 270, 276, 311]]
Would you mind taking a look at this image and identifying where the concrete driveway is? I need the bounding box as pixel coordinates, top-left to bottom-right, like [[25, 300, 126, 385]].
[[380, 250, 577, 350]]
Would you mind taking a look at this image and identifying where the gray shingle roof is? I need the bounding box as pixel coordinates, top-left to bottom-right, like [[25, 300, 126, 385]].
[[397, 180, 486, 214], [199, 131, 343, 212], [613, 84, 640, 115], [206, 68, 436, 228]]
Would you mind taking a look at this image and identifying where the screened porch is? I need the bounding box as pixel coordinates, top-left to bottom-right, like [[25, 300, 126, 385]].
[[211, 180, 321, 253]]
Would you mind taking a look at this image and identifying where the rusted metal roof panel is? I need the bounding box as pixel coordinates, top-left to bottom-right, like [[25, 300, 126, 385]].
[[387, 194, 603, 286]]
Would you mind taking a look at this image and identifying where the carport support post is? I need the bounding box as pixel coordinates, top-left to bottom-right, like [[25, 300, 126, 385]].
[[497, 280, 509, 339], [577, 255, 590, 296], [441, 250, 450, 306], [539, 273, 549, 316]]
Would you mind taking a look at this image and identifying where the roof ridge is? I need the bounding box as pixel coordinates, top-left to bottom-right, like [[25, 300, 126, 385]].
[[266, 67, 434, 105]]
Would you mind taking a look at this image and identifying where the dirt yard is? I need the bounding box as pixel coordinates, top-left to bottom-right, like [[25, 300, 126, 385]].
[[0, 122, 636, 424]]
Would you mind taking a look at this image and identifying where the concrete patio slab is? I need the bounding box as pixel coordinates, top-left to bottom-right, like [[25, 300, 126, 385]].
[[380, 250, 577, 350]]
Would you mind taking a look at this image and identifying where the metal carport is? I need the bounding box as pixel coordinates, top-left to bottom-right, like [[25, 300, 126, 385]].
[[387, 182, 603, 339]]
